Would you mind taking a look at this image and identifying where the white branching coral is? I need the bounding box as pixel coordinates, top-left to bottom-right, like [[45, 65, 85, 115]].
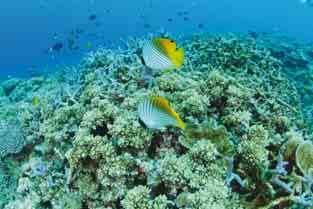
[[0, 120, 24, 158]]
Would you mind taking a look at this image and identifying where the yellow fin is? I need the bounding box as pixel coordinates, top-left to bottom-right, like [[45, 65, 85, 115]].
[[153, 38, 176, 56], [172, 47, 184, 68], [152, 38, 184, 69], [150, 96, 186, 129]]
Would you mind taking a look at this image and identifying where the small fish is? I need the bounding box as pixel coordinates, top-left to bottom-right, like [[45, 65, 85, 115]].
[[142, 37, 184, 71], [183, 17, 190, 21], [144, 23, 151, 28], [167, 18, 173, 22], [138, 96, 186, 129], [303, 85, 311, 91], [248, 30, 258, 39], [32, 96, 41, 106], [198, 23, 204, 29], [52, 42, 63, 52], [86, 41, 92, 49], [89, 14, 97, 21], [177, 11, 183, 16]]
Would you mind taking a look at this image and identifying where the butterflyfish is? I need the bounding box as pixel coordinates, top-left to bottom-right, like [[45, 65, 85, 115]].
[[142, 38, 184, 71], [138, 96, 186, 129]]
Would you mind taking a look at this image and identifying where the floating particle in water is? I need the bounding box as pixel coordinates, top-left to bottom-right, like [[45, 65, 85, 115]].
[[89, 14, 97, 21], [52, 42, 63, 52], [183, 17, 190, 21], [167, 18, 173, 22], [144, 23, 151, 28], [198, 23, 204, 28], [303, 85, 311, 91]]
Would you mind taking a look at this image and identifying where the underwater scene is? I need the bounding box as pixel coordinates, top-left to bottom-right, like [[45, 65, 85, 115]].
[[2, 0, 313, 208]]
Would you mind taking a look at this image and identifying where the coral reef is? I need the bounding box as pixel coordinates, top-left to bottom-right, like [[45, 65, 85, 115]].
[[1, 32, 313, 209]]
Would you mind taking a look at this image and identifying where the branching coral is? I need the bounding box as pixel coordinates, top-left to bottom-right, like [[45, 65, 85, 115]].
[[2, 32, 311, 209], [0, 120, 25, 158]]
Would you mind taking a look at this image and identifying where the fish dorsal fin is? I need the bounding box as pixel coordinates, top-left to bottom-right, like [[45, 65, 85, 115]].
[[153, 38, 176, 57], [150, 96, 186, 129], [152, 38, 184, 69]]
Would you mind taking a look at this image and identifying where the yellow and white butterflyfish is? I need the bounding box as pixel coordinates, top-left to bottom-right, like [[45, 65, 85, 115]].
[[142, 37, 184, 72], [138, 96, 186, 129]]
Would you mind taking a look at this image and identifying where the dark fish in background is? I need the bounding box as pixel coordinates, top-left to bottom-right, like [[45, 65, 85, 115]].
[[167, 18, 173, 22], [177, 11, 183, 16], [144, 23, 151, 28], [248, 30, 259, 39], [89, 14, 97, 21], [198, 23, 204, 29], [183, 17, 190, 21], [52, 42, 63, 52]]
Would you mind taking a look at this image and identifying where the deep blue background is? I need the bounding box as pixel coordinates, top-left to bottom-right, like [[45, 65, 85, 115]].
[[0, 0, 312, 80]]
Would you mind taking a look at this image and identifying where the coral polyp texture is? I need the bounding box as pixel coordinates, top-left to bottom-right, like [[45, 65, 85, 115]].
[[1, 33, 313, 209]]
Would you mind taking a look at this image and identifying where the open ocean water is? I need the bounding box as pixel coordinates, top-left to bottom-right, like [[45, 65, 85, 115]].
[[1, 1, 313, 209]]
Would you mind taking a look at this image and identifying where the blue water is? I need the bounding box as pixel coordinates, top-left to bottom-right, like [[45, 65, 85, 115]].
[[1, 0, 313, 79]]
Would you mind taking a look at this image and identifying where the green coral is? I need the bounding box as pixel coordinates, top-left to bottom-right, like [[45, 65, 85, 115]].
[[121, 186, 169, 209]]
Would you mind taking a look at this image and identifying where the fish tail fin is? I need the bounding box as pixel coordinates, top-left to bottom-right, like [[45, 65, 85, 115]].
[[177, 118, 186, 129]]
